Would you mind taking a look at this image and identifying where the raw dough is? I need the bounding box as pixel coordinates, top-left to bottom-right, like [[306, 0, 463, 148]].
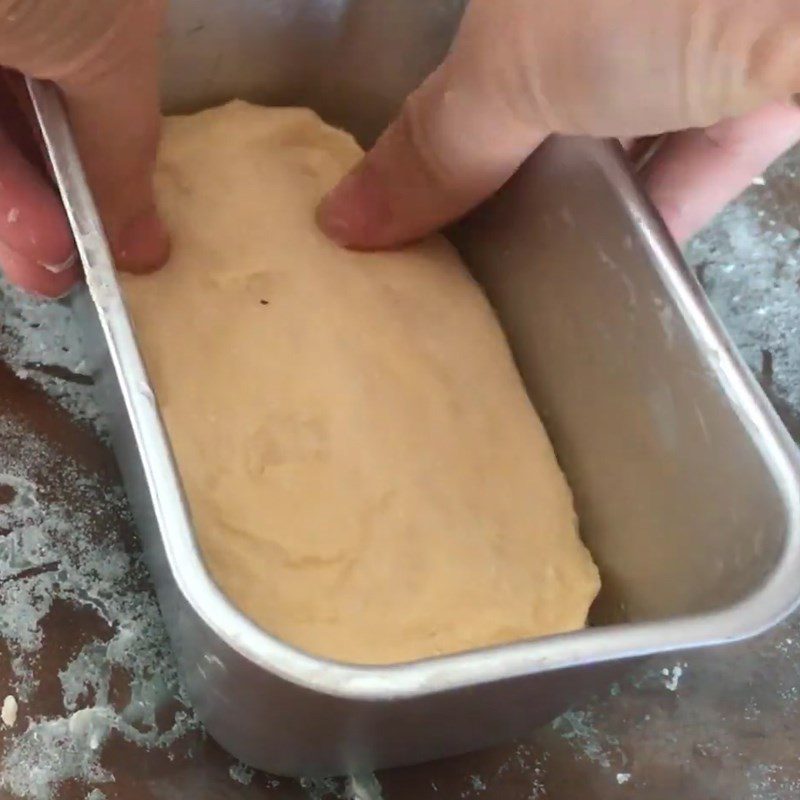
[[121, 101, 600, 664]]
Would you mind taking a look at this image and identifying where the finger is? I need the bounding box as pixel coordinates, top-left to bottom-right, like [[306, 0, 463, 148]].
[[0, 69, 79, 296], [49, 1, 169, 273], [317, 61, 547, 249], [0, 124, 79, 297], [0, 241, 77, 298], [641, 101, 800, 244], [1, 70, 51, 178]]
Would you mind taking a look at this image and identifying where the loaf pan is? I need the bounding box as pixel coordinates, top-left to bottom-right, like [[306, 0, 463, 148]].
[[28, 0, 800, 776]]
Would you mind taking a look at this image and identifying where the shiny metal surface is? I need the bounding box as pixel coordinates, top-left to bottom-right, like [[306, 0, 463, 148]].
[[28, 0, 800, 777]]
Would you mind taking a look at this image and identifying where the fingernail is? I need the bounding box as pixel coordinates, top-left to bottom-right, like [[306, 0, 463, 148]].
[[38, 251, 78, 274], [317, 166, 391, 248], [114, 208, 170, 273], [26, 275, 79, 301]]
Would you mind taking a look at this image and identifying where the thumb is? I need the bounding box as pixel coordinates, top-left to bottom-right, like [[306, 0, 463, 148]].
[[317, 62, 546, 250]]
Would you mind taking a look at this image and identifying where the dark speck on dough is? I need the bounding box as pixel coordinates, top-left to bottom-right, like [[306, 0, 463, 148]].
[[260, 299, 269, 306]]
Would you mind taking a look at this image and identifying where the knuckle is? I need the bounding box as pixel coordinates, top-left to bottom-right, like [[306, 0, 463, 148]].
[[500, 54, 554, 130], [742, 5, 800, 95], [396, 82, 462, 194], [691, 1, 800, 118], [0, 0, 54, 57], [0, 0, 164, 81], [0, 0, 43, 31], [476, 21, 560, 133]]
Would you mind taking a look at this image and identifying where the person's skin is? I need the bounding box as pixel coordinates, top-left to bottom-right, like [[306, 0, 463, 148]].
[[318, 0, 800, 250], [0, 0, 167, 297], [1, 0, 800, 300]]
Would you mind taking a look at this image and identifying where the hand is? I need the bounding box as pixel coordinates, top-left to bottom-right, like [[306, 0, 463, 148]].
[[0, 0, 168, 297], [318, 0, 800, 248]]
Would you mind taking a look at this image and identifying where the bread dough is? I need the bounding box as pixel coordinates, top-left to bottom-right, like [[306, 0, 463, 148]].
[[121, 101, 600, 664]]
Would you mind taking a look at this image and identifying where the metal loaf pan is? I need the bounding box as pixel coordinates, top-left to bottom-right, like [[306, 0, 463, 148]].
[[30, 0, 800, 777]]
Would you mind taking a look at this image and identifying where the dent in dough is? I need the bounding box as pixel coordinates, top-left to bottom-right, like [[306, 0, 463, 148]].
[[121, 100, 601, 665]]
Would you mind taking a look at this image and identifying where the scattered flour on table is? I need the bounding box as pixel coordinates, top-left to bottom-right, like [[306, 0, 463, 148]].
[[0, 280, 199, 800], [457, 742, 549, 799], [297, 774, 384, 800], [552, 710, 625, 771], [0, 420, 200, 799], [747, 763, 800, 800], [0, 281, 105, 434], [510, 745, 548, 800], [228, 760, 255, 785], [686, 157, 800, 412], [347, 773, 384, 800], [299, 777, 350, 799], [661, 663, 687, 693], [1, 696, 18, 727]]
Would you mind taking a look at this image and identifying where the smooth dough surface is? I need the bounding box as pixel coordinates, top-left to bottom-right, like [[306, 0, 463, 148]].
[[122, 100, 600, 664]]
